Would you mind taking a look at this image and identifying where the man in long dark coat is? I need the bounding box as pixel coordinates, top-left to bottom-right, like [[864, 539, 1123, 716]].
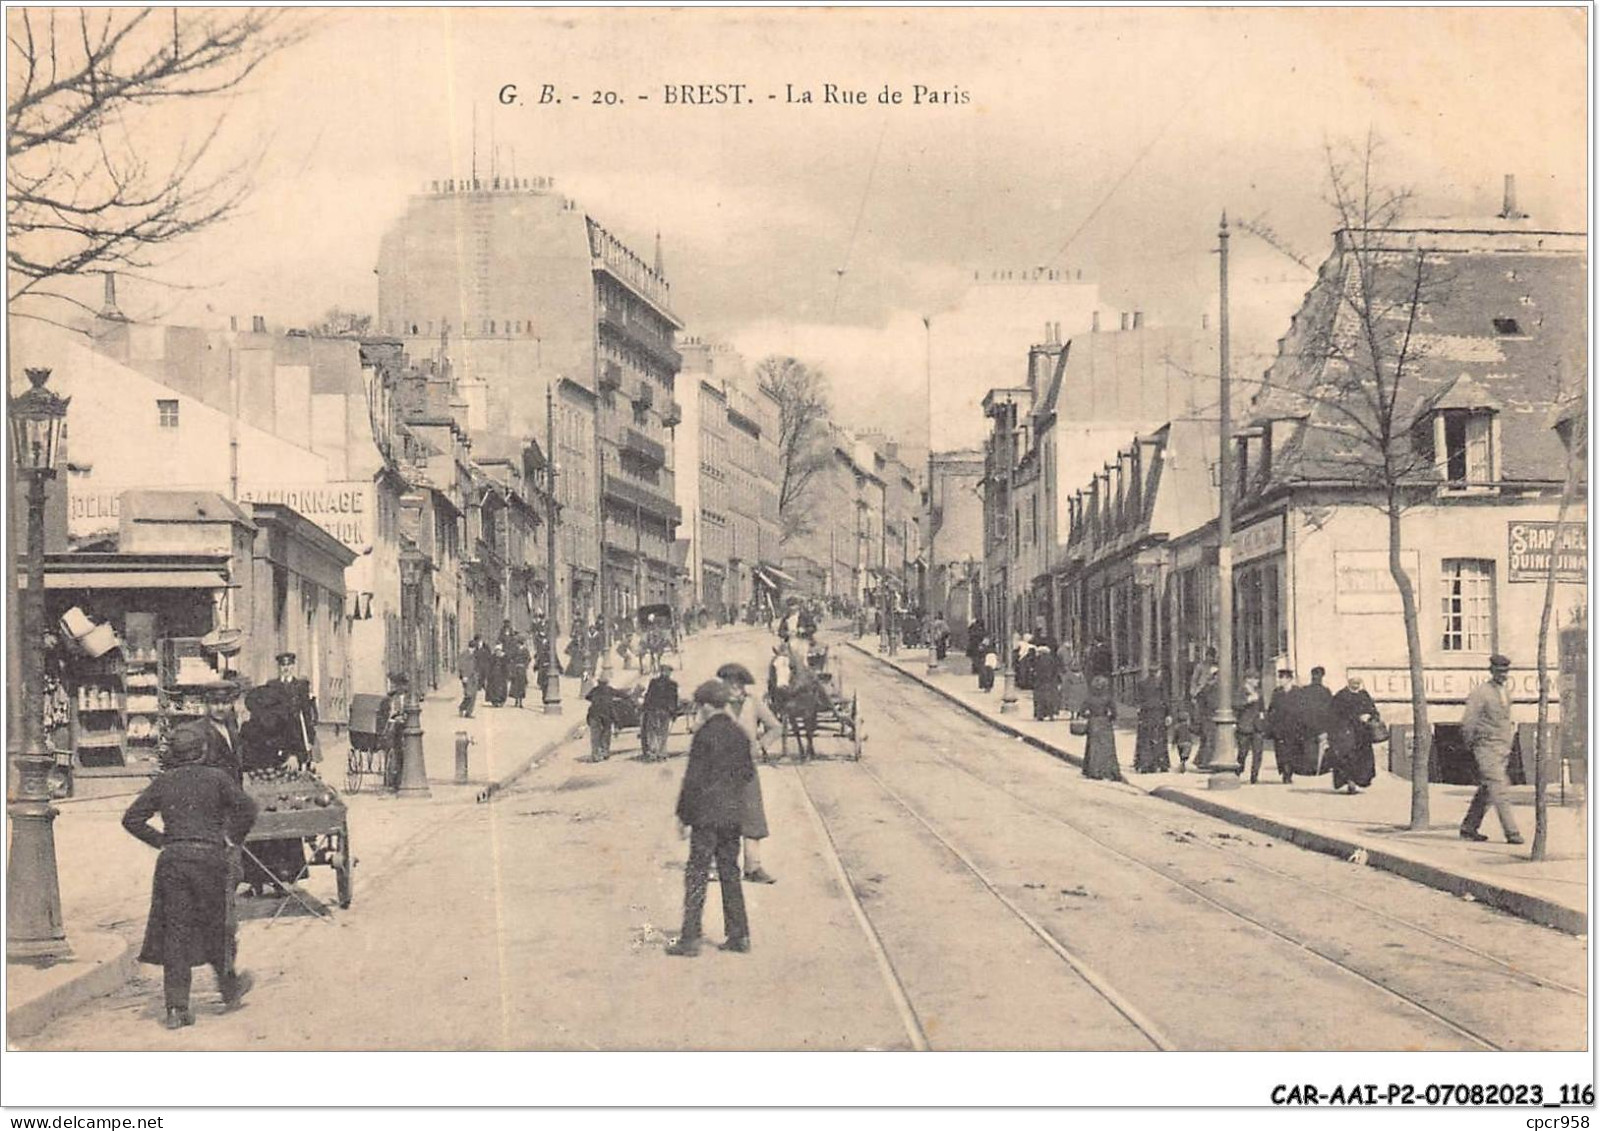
[[1264, 666, 1303, 784], [641, 663, 679, 762], [666, 680, 754, 957], [1300, 665, 1336, 776], [123, 724, 258, 1029]]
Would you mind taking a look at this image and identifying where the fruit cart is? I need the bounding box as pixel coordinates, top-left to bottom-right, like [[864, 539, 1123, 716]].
[[242, 768, 353, 913]]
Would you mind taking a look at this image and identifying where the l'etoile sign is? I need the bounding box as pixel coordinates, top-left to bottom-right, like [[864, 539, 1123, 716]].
[[1508, 520, 1586, 583], [1347, 666, 1558, 704], [239, 482, 374, 552]]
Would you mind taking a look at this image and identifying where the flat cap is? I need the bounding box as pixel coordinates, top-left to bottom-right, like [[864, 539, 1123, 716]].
[[275, 651, 297, 664], [1489, 653, 1513, 668], [715, 662, 756, 686], [692, 679, 732, 707]]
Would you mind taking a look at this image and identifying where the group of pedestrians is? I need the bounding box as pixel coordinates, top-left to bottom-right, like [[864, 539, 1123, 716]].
[[457, 621, 536, 716]]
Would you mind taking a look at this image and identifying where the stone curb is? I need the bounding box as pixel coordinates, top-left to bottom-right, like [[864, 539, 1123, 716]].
[[1150, 787, 1587, 936], [847, 641, 1587, 937], [7, 930, 139, 1043]]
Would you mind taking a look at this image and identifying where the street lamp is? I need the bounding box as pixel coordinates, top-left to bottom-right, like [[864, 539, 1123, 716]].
[[396, 549, 432, 797], [1209, 211, 1240, 789], [924, 315, 940, 674], [8, 367, 73, 963], [543, 381, 562, 715]]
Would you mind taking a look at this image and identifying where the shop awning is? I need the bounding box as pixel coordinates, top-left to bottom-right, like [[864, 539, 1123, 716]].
[[754, 564, 796, 589], [18, 570, 230, 590]]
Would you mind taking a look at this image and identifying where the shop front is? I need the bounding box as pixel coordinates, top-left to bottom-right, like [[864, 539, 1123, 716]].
[[23, 553, 232, 779]]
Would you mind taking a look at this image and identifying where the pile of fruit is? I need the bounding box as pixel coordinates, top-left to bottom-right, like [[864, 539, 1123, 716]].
[[245, 767, 339, 812]]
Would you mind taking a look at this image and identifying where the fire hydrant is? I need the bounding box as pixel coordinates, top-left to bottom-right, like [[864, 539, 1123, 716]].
[[455, 730, 473, 784]]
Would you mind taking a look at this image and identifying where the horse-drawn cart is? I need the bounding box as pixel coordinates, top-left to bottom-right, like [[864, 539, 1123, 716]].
[[772, 641, 863, 761]]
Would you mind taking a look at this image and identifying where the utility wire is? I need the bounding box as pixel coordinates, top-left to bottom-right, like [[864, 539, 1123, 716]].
[[832, 118, 890, 319], [1048, 58, 1219, 268]]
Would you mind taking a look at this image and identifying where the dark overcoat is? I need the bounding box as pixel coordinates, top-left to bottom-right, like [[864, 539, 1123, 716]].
[[675, 714, 754, 829]]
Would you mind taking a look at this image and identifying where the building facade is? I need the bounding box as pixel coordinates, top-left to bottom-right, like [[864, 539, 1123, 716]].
[[376, 177, 682, 637]]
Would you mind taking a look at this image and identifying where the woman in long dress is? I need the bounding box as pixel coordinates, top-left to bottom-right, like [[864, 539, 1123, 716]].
[[1082, 675, 1124, 781], [1032, 646, 1062, 720], [1133, 674, 1170, 773], [1328, 676, 1379, 793], [716, 663, 780, 884], [485, 644, 508, 707], [508, 637, 531, 707], [1061, 655, 1089, 719]]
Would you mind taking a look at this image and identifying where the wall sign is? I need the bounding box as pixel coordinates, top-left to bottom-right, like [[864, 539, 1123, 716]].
[[1508, 520, 1586, 583], [1232, 514, 1284, 565], [239, 481, 374, 553], [1347, 666, 1558, 704], [1334, 550, 1421, 614]]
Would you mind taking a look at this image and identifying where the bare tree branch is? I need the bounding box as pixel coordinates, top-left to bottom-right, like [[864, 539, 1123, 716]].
[[7, 7, 310, 314]]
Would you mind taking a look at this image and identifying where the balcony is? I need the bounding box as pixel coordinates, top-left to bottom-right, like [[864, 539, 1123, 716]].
[[599, 361, 623, 393], [633, 380, 655, 409], [599, 306, 683, 372], [603, 472, 682, 526], [624, 427, 666, 468]]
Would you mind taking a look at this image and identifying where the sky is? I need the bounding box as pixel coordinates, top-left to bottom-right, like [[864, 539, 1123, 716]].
[[22, 6, 1589, 452]]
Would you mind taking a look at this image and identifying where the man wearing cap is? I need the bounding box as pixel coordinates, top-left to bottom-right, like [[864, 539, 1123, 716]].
[[640, 662, 679, 762], [1264, 665, 1303, 784], [123, 724, 258, 1029], [666, 680, 754, 956], [274, 652, 319, 771], [1459, 654, 1524, 844], [580, 669, 625, 763]]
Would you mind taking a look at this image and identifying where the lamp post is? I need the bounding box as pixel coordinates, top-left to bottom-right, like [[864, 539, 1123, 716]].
[[543, 381, 562, 714], [998, 400, 1020, 714], [8, 367, 73, 963], [1209, 212, 1240, 788], [396, 550, 431, 797], [924, 315, 940, 674]]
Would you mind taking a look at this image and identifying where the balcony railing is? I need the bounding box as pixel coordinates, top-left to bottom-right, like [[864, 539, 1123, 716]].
[[633, 380, 655, 409], [624, 428, 666, 467], [599, 306, 683, 372], [599, 361, 623, 392], [603, 472, 682, 525]]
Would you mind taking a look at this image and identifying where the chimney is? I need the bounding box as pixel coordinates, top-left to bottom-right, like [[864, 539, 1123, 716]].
[[252, 315, 266, 333], [1500, 174, 1525, 220], [1092, 310, 1101, 332], [99, 272, 126, 321], [1132, 310, 1144, 330], [1120, 312, 1130, 331]]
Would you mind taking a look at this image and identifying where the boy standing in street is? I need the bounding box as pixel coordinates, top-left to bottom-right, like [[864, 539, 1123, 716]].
[[666, 680, 754, 957], [581, 669, 624, 763]]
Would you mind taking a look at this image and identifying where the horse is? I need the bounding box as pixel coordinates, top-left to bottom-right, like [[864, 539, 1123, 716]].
[[773, 661, 828, 762], [640, 626, 670, 674]]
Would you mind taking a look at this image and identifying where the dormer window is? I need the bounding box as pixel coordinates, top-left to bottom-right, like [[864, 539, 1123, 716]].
[[1438, 409, 1495, 485]]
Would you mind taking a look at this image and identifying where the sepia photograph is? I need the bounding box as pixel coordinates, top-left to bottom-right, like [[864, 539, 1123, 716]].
[[2, 2, 1592, 1114]]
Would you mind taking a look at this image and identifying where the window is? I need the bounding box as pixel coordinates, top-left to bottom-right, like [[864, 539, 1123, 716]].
[[1440, 559, 1495, 652], [1440, 410, 1494, 484], [1492, 317, 1523, 336], [157, 399, 179, 429]]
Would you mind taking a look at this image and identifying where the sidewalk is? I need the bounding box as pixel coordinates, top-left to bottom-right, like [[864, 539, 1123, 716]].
[[849, 641, 1589, 936], [7, 667, 636, 1041]]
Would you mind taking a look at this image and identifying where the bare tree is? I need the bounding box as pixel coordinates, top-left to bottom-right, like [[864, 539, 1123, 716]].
[[1532, 389, 1586, 861], [312, 306, 373, 338], [758, 355, 833, 542], [7, 8, 307, 321], [1244, 134, 1451, 829]]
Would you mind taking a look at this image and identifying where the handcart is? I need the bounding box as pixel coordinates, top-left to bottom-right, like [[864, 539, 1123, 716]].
[[242, 769, 353, 914]]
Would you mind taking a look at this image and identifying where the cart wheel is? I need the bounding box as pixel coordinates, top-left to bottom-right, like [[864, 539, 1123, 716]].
[[850, 695, 863, 761], [345, 750, 363, 794], [334, 828, 353, 909]]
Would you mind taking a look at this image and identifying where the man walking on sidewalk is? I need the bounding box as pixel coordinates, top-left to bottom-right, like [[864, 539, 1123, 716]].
[[1264, 665, 1302, 784], [641, 663, 679, 762], [1459, 654, 1524, 845], [666, 680, 754, 957]]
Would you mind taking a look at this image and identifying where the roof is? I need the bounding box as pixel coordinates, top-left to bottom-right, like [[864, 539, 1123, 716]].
[[1252, 225, 1586, 486], [120, 490, 256, 529]]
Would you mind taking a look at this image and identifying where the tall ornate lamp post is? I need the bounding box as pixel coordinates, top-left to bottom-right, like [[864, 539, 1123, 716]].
[[543, 381, 562, 714], [8, 367, 73, 963], [396, 549, 431, 797]]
